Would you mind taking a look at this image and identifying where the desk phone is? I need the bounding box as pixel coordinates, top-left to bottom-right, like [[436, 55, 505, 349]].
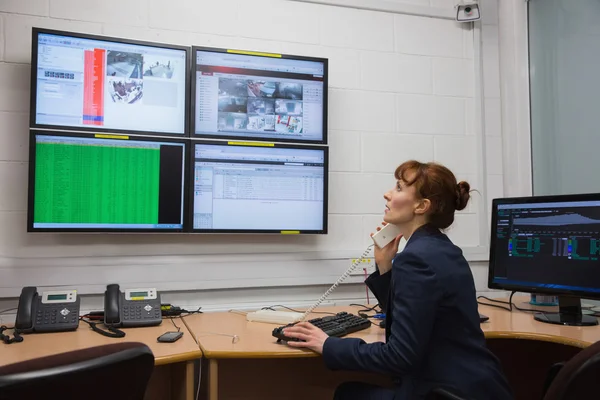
[[104, 284, 162, 328], [15, 287, 80, 333]]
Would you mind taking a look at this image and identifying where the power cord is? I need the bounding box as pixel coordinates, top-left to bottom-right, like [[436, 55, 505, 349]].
[[0, 325, 23, 344], [477, 291, 543, 314]]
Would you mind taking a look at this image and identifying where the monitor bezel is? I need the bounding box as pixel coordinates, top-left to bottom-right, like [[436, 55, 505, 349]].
[[30, 27, 191, 138], [488, 193, 600, 300], [188, 139, 329, 234], [27, 130, 191, 233], [190, 45, 328, 145]]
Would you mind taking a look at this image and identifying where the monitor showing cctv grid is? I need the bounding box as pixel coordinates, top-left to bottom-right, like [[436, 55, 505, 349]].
[[31, 28, 190, 137], [191, 46, 328, 144], [191, 140, 328, 233]]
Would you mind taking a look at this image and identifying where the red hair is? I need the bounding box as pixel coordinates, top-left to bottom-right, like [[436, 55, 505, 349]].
[[395, 160, 471, 229]]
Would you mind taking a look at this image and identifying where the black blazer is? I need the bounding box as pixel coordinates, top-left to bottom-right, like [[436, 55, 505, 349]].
[[322, 224, 513, 400]]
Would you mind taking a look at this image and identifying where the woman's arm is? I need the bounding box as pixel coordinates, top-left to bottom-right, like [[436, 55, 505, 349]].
[[322, 251, 442, 376], [364, 268, 392, 310]]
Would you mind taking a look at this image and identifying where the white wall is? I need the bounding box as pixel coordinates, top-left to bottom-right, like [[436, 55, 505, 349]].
[[0, 0, 506, 315]]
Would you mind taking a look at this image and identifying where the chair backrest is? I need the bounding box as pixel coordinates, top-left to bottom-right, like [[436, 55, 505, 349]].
[[0, 342, 154, 400], [543, 340, 600, 400]]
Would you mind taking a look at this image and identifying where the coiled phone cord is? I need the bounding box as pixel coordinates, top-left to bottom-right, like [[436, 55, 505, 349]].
[[301, 245, 374, 321]]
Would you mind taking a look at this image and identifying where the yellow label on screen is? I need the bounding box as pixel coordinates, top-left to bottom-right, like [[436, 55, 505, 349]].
[[94, 134, 129, 140], [281, 231, 300, 234], [227, 49, 282, 58], [227, 141, 274, 147], [130, 297, 145, 301]]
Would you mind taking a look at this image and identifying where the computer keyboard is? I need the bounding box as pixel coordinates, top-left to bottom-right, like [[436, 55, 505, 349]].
[[272, 311, 372, 342]]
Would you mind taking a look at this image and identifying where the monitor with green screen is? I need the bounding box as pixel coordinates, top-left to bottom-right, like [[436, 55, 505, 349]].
[[28, 131, 187, 232]]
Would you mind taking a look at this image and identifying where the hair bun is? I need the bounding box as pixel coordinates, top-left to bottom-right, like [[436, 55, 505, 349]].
[[455, 181, 471, 211]]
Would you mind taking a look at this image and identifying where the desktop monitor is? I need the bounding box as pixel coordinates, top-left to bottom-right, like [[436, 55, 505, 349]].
[[191, 46, 328, 144], [488, 193, 600, 326], [30, 28, 190, 136], [190, 140, 328, 233], [27, 131, 188, 232]]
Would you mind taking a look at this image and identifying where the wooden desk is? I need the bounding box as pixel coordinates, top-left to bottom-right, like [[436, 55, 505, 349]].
[[478, 297, 600, 348], [185, 301, 600, 400], [0, 319, 202, 400], [183, 305, 388, 400]]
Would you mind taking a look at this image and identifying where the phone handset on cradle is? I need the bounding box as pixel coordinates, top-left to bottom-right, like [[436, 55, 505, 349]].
[[299, 223, 402, 320], [1, 286, 80, 344]]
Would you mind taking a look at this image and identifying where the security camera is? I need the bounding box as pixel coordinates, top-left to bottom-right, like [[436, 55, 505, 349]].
[[456, 1, 481, 22]]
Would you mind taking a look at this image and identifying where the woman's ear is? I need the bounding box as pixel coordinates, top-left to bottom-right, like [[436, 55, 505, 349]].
[[414, 198, 431, 215]]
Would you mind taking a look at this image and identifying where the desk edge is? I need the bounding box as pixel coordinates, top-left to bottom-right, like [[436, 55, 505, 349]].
[[484, 331, 590, 349]]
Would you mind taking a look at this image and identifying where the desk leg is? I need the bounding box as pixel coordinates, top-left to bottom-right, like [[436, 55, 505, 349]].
[[171, 360, 195, 400], [208, 359, 218, 400]]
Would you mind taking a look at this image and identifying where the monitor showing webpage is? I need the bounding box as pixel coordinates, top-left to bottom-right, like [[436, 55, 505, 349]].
[[29, 133, 187, 231], [192, 142, 327, 232], [33, 29, 188, 135], [193, 48, 326, 143]]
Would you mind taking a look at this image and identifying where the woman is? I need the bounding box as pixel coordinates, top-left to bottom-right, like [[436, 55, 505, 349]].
[[283, 160, 513, 400]]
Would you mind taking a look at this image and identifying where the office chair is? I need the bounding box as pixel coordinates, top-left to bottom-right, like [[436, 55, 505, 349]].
[[542, 340, 600, 400], [0, 342, 154, 400]]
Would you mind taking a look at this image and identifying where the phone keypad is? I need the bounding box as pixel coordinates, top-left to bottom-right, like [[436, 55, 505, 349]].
[[35, 305, 79, 329], [122, 303, 161, 321]]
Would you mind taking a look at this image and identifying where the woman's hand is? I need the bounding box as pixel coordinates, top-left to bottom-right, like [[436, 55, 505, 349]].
[[371, 222, 402, 275], [282, 322, 329, 353]]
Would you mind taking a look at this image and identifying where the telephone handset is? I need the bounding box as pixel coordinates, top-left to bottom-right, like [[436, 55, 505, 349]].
[[104, 284, 162, 328], [15, 286, 80, 333]]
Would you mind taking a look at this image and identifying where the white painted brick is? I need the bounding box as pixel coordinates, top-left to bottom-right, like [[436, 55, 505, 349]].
[[329, 130, 361, 172], [482, 43, 500, 98], [329, 173, 393, 214], [362, 133, 434, 173], [397, 94, 465, 135], [433, 57, 474, 97], [103, 25, 236, 49], [486, 174, 504, 203], [389, 0, 430, 5], [482, 24, 499, 46], [281, 43, 360, 89], [445, 214, 480, 247], [320, 6, 394, 52], [234, 38, 284, 54], [361, 51, 432, 94], [0, 112, 29, 162], [395, 14, 463, 58], [5, 14, 102, 63], [480, 0, 499, 25], [0, 162, 27, 212], [0, 0, 49, 16], [429, 0, 457, 9], [50, 0, 147, 26], [0, 63, 30, 113], [148, 0, 239, 37], [465, 98, 475, 135], [329, 89, 395, 133], [235, 0, 320, 44], [320, 215, 364, 251], [484, 98, 501, 136], [434, 136, 477, 174], [485, 136, 503, 175]]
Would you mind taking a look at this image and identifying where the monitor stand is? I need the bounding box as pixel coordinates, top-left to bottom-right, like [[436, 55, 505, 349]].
[[534, 296, 598, 326]]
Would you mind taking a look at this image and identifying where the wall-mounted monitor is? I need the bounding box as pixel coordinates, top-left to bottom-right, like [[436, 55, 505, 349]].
[[30, 28, 190, 136], [28, 131, 188, 232], [191, 47, 328, 144], [190, 140, 328, 233]]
